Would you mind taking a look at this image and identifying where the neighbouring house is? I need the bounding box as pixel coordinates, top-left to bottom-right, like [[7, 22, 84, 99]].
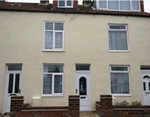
[[0, 0, 150, 114]]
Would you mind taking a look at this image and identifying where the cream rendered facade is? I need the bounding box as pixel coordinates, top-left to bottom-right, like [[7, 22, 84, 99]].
[[0, 11, 150, 113]]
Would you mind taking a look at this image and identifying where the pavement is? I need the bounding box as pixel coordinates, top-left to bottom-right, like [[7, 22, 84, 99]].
[[0, 112, 100, 117]]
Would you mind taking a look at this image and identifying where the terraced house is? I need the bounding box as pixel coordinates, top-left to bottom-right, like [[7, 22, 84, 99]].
[[0, 0, 150, 114]]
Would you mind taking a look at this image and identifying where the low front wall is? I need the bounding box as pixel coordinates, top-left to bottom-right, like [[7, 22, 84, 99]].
[[96, 95, 150, 117], [11, 95, 79, 117]]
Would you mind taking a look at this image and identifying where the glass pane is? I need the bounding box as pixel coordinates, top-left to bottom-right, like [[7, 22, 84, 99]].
[[109, 31, 128, 50], [76, 65, 90, 70], [55, 23, 63, 30], [67, 0, 72, 6], [108, 0, 119, 10], [15, 74, 20, 93], [111, 73, 129, 94], [109, 25, 126, 29], [59, 0, 65, 6], [54, 75, 62, 93], [80, 77, 87, 95], [111, 67, 128, 71], [99, 0, 107, 8], [143, 82, 146, 91], [43, 74, 52, 94], [44, 65, 63, 73], [55, 32, 63, 49], [8, 65, 22, 71], [8, 74, 14, 93], [45, 22, 53, 30], [132, 0, 139, 10], [149, 82, 150, 91], [45, 31, 53, 49], [120, 1, 131, 10]]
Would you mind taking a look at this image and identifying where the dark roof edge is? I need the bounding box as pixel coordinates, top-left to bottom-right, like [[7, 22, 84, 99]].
[[0, 9, 150, 18]]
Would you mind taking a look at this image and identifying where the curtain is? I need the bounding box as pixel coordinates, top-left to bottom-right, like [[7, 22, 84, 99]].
[[54, 75, 62, 93], [111, 73, 129, 94], [109, 31, 128, 50], [43, 74, 52, 94], [45, 31, 53, 49], [120, 1, 130, 10], [55, 32, 63, 49]]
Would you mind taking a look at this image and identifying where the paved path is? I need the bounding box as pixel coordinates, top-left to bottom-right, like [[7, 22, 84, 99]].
[[80, 112, 100, 117]]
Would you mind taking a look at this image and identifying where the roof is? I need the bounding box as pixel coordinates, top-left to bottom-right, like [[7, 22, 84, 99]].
[[0, 2, 150, 17]]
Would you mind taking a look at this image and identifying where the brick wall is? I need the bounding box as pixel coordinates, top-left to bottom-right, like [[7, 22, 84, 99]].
[[11, 95, 79, 117], [68, 95, 80, 117], [11, 96, 24, 112], [96, 95, 150, 117], [52, 0, 78, 10]]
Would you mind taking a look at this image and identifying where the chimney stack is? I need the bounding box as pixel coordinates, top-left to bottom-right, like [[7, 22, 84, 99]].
[[140, 0, 144, 12]]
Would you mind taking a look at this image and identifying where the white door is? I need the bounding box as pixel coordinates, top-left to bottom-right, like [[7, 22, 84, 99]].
[[4, 71, 22, 113], [76, 71, 91, 111], [141, 70, 150, 105]]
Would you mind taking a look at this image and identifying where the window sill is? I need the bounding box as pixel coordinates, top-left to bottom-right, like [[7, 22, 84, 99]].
[[109, 50, 129, 53], [112, 94, 132, 97], [41, 95, 64, 98], [42, 49, 65, 52]]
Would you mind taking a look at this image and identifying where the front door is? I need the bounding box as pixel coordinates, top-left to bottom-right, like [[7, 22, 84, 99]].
[[141, 70, 150, 105], [76, 72, 91, 111], [4, 71, 22, 112]]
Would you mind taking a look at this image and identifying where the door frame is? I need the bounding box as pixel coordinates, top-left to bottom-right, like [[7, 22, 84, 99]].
[[141, 70, 150, 105], [4, 70, 22, 113], [76, 70, 91, 111]]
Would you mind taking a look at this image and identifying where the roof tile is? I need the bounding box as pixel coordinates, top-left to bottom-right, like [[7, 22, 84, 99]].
[[0, 2, 150, 17]]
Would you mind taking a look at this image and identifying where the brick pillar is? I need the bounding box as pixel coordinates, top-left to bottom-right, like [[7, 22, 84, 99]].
[[140, 0, 144, 12], [11, 96, 24, 112], [100, 95, 113, 117], [53, 0, 58, 9], [68, 95, 80, 117], [73, 0, 78, 10]]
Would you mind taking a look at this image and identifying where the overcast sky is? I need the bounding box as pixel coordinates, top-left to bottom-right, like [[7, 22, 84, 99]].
[[7, 0, 150, 13]]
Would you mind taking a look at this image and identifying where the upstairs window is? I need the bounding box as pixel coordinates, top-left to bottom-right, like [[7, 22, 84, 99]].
[[58, 0, 73, 8], [98, 0, 140, 11], [108, 25, 128, 51], [44, 22, 64, 51]]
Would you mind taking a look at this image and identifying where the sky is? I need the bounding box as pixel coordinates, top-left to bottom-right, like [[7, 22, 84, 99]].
[[6, 0, 150, 13]]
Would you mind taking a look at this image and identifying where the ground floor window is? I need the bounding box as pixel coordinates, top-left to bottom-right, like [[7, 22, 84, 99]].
[[43, 64, 63, 96], [110, 66, 130, 95]]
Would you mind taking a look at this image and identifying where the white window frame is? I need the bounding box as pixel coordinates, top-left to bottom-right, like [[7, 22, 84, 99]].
[[58, 0, 73, 8], [43, 22, 64, 51], [97, 0, 140, 12], [42, 65, 64, 97], [108, 24, 129, 52], [109, 66, 131, 96]]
